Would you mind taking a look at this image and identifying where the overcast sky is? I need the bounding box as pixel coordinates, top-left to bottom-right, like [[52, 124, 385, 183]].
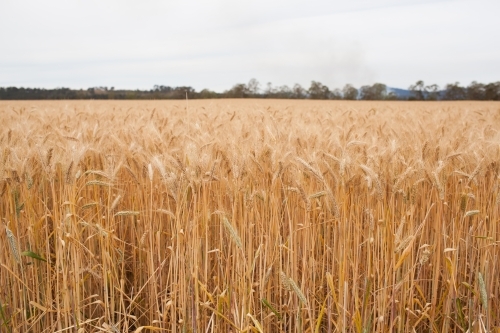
[[1, 0, 499, 92]]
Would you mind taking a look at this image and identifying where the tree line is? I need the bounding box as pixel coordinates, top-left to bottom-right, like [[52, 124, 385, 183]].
[[1, 79, 499, 100]]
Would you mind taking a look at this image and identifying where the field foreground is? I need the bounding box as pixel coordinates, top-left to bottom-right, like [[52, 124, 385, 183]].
[[1, 100, 500, 332]]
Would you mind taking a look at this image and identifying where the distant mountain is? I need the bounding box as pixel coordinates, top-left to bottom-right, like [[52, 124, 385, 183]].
[[387, 87, 448, 100], [387, 87, 412, 99]]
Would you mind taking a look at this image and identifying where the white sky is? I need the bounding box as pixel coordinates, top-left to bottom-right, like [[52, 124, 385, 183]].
[[1, 0, 499, 92]]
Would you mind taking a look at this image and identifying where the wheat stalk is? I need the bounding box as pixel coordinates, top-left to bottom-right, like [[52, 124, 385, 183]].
[[2, 100, 500, 332]]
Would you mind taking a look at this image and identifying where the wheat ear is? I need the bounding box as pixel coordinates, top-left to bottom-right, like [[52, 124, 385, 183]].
[[5, 226, 20, 263]]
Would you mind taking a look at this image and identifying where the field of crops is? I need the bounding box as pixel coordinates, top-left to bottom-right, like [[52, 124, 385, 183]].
[[1, 100, 500, 332]]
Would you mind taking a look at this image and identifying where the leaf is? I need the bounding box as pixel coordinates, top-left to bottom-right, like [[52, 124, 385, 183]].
[[353, 309, 362, 333], [261, 298, 281, 320], [0, 299, 11, 333], [315, 298, 327, 333], [29, 301, 48, 312], [394, 240, 414, 270], [445, 257, 453, 275], [326, 272, 337, 303], [247, 313, 264, 333], [473, 235, 489, 239], [21, 251, 47, 262], [455, 298, 467, 331]]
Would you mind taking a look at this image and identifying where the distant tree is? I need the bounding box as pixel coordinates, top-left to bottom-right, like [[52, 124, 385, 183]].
[[226, 83, 248, 98], [359, 83, 387, 100], [484, 82, 500, 100], [443, 82, 466, 100], [247, 78, 260, 96], [409, 80, 426, 100], [292, 84, 306, 99], [308, 81, 330, 99], [275, 85, 293, 99], [466, 81, 485, 100], [4, 80, 498, 100], [199, 89, 218, 99], [425, 84, 440, 101], [171, 86, 195, 99], [153, 85, 173, 93], [331, 88, 342, 100], [359, 85, 370, 100], [264, 82, 276, 97], [342, 84, 358, 100], [373, 83, 387, 100], [125, 91, 138, 99], [386, 91, 398, 100]]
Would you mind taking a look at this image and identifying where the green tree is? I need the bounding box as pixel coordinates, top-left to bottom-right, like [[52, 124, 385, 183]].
[[443, 82, 466, 100], [264, 82, 275, 97], [331, 88, 342, 100], [292, 84, 306, 99], [467, 81, 485, 100], [199, 89, 218, 99], [308, 81, 330, 99], [226, 83, 248, 98], [247, 78, 260, 96], [342, 84, 358, 100], [359, 83, 387, 100], [275, 85, 293, 98], [386, 91, 398, 100], [409, 80, 426, 100], [484, 82, 500, 100], [425, 84, 440, 100]]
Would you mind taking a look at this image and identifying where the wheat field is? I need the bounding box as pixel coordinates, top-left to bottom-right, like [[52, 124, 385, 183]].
[[1, 100, 500, 332]]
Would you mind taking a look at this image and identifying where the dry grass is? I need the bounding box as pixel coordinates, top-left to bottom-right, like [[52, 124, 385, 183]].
[[1, 99, 500, 332]]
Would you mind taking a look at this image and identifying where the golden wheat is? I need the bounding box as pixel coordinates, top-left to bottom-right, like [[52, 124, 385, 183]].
[[0, 99, 499, 332]]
